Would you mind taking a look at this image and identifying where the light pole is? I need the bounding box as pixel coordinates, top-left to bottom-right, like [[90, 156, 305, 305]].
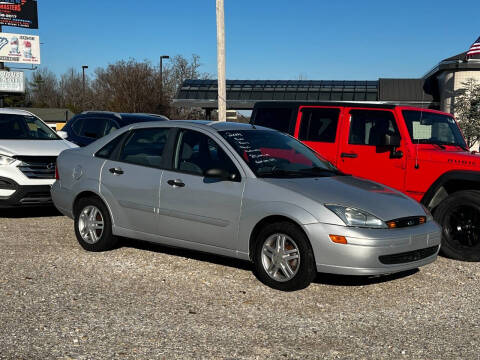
[[159, 55, 170, 104], [82, 65, 88, 110]]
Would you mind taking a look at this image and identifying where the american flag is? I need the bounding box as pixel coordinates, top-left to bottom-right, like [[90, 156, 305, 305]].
[[466, 36, 480, 58]]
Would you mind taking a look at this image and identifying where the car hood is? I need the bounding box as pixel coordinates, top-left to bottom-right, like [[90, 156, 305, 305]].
[[0, 140, 77, 157], [262, 175, 425, 221]]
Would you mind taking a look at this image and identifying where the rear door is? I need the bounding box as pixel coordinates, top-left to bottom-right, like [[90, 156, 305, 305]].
[[100, 127, 170, 235], [337, 108, 406, 191], [294, 106, 342, 166]]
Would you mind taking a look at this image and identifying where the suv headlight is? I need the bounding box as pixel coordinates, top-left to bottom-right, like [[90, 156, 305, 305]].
[[0, 154, 15, 166], [325, 204, 387, 229]]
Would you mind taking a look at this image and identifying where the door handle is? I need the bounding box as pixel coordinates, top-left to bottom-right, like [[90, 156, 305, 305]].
[[109, 167, 124, 175], [167, 179, 185, 187], [340, 152, 358, 158]]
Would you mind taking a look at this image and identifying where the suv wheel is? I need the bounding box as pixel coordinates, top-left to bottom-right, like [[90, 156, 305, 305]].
[[434, 190, 480, 261], [74, 197, 117, 251], [253, 222, 316, 291]]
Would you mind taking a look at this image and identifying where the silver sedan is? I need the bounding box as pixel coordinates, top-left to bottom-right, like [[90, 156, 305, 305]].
[[51, 121, 441, 291]]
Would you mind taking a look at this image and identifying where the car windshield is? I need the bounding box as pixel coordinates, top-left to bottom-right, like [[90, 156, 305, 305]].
[[402, 110, 467, 149], [0, 114, 60, 140], [219, 129, 340, 178]]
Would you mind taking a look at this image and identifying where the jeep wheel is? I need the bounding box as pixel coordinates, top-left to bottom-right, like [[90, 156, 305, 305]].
[[434, 190, 480, 261]]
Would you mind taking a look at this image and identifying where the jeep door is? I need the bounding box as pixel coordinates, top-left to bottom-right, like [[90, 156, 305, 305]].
[[336, 108, 406, 191], [293, 106, 342, 166]]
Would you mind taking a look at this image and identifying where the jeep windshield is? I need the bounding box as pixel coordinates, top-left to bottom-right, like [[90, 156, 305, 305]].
[[220, 129, 341, 178], [402, 110, 467, 149], [0, 114, 60, 140]]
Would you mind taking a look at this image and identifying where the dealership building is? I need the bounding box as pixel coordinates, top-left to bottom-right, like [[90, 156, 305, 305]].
[[174, 49, 480, 119]]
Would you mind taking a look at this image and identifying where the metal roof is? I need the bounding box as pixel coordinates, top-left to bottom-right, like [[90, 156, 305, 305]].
[[174, 80, 379, 109]]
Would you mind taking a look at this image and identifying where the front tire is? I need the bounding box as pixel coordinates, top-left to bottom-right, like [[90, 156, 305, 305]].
[[74, 197, 117, 252], [253, 222, 316, 291], [434, 190, 480, 261]]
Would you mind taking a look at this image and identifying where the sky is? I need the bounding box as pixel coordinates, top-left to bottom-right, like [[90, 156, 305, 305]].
[[5, 0, 480, 81]]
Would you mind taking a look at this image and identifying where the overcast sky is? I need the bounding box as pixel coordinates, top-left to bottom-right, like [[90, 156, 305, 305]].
[[8, 0, 480, 80]]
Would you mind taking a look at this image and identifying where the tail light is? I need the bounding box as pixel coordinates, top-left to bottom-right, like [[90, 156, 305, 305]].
[[55, 162, 59, 180]]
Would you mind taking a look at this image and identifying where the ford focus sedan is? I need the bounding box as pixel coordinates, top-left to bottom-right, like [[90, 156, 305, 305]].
[[51, 121, 441, 291]]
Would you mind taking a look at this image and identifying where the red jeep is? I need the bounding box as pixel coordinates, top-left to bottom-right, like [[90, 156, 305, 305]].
[[251, 101, 480, 261]]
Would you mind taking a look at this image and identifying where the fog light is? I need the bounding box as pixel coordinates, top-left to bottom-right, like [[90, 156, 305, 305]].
[[329, 235, 347, 244]]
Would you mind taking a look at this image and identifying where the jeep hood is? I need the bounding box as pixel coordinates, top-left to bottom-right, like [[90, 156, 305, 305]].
[[262, 176, 425, 221], [0, 140, 77, 157]]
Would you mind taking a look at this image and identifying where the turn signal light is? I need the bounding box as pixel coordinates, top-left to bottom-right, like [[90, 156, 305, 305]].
[[329, 235, 347, 244], [419, 217, 426, 224], [387, 221, 397, 229]]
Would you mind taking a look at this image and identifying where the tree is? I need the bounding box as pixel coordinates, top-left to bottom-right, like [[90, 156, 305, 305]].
[[28, 68, 61, 108], [454, 79, 480, 148]]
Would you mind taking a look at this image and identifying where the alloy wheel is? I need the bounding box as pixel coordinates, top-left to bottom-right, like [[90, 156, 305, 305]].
[[78, 205, 105, 244], [261, 233, 300, 282]]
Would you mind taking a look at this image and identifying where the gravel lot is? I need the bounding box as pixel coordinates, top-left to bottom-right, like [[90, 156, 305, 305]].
[[0, 208, 479, 360]]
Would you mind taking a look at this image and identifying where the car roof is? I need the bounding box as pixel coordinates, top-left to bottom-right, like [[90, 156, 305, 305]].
[[128, 120, 271, 132], [0, 108, 38, 116], [79, 111, 168, 121]]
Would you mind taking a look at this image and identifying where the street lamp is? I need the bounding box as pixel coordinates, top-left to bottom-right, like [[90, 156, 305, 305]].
[[159, 55, 170, 103], [82, 65, 88, 110]]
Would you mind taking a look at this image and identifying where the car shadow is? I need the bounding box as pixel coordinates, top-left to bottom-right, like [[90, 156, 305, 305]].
[[0, 206, 63, 218], [120, 237, 253, 271], [120, 237, 419, 286], [314, 268, 419, 286]]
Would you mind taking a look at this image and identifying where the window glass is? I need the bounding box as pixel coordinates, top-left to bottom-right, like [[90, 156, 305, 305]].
[[72, 118, 84, 135], [348, 110, 399, 146], [402, 110, 466, 148], [220, 130, 339, 178], [80, 118, 108, 139], [175, 130, 238, 177], [253, 108, 293, 134], [299, 108, 340, 142], [0, 114, 59, 140], [119, 128, 169, 168], [96, 132, 127, 159], [104, 119, 119, 136]]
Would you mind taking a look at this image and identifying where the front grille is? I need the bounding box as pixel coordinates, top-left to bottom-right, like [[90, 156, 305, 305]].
[[14, 156, 57, 179], [379, 246, 439, 265], [387, 216, 426, 229]]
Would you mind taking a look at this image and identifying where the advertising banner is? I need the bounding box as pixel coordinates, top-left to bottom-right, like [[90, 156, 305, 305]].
[[0, 32, 40, 64], [0, 70, 24, 92], [0, 0, 38, 29]]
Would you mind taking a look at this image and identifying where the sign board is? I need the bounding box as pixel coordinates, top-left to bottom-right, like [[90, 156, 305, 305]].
[[0, 32, 40, 64], [0, 70, 24, 92], [0, 0, 38, 29]]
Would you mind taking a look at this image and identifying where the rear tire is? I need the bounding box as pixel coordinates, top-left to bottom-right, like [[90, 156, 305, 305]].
[[434, 190, 480, 261], [253, 221, 316, 291], [74, 196, 117, 252]]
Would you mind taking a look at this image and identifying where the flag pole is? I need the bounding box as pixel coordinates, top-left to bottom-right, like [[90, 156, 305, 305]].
[[216, 0, 226, 122]]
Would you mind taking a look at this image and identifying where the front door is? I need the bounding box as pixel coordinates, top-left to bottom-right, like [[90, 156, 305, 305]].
[[337, 108, 406, 191], [100, 127, 170, 235], [158, 129, 245, 250]]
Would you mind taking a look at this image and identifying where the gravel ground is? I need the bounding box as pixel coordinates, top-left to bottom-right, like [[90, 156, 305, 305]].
[[0, 208, 479, 360]]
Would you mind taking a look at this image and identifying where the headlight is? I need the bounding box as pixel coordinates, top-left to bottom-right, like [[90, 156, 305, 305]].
[[325, 204, 387, 229], [421, 204, 433, 221], [0, 154, 15, 166]]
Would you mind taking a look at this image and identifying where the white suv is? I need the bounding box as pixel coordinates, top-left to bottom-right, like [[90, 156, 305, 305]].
[[0, 108, 76, 208]]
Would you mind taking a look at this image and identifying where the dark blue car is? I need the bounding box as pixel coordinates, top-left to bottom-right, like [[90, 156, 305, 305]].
[[58, 111, 169, 147]]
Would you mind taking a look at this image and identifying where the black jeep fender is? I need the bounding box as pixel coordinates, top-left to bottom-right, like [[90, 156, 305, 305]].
[[421, 170, 480, 209]]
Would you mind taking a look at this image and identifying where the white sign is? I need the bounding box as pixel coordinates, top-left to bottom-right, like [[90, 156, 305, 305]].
[[0, 32, 40, 65], [0, 71, 24, 93]]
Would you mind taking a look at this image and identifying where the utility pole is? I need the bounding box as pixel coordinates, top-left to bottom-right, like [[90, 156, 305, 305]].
[[82, 65, 88, 111], [0, 24, 4, 108], [216, 0, 226, 122]]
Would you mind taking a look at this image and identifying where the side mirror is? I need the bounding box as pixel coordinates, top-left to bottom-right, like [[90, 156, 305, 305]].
[[205, 168, 236, 181], [383, 134, 401, 147], [57, 130, 68, 139]]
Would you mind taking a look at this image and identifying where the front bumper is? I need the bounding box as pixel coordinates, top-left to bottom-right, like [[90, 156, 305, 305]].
[[0, 176, 54, 208], [303, 221, 441, 276]]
